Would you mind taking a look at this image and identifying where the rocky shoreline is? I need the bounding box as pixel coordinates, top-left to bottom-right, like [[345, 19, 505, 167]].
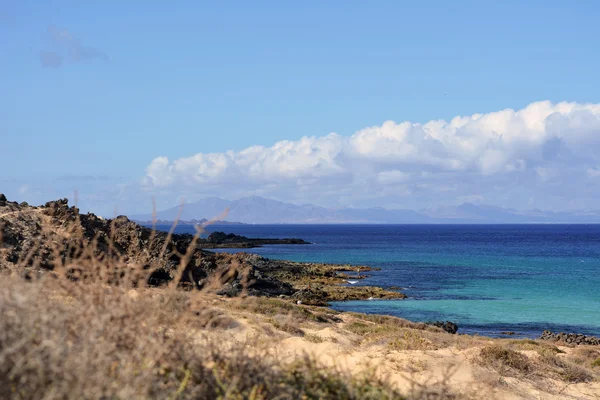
[[540, 330, 600, 346], [4, 195, 599, 341], [0, 195, 402, 306]]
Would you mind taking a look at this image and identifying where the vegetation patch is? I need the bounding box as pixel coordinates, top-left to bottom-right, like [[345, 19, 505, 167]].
[[479, 345, 533, 377], [268, 317, 305, 336], [538, 352, 594, 383], [569, 348, 600, 368], [479, 342, 597, 384], [388, 331, 437, 351], [231, 296, 336, 324], [304, 334, 325, 343], [347, 313, 441, 334], [506, 339, 563, 355]]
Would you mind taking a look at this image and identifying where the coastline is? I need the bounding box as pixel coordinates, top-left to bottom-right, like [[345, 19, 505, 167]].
[[2, 195, 598, 341], [247, 256, 407, 305], [2, 195, 600, 398]]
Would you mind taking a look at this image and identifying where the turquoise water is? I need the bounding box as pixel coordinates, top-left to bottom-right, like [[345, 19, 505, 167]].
[[167, 224, 600, 338]]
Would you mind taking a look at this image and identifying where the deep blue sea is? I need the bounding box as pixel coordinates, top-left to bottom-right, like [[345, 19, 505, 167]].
[[164, 224, 600, 338]]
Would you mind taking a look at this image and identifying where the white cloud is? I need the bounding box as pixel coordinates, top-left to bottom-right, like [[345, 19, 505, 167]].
[[40, 26, 108, 68], [142, 101, 600, 210], [587, 168, 600, 178]]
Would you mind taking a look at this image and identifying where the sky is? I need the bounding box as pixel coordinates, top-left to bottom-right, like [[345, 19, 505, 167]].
[[1, 0, 600, 216]]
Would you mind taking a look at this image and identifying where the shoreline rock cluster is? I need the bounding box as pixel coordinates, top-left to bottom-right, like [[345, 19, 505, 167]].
[[540, 330, 600, 346]]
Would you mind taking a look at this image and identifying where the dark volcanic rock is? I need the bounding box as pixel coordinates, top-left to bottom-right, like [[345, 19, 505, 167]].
[[427, 321, 458, 334], [0, 196, 295, 296], [198, 231, 310, 248], [207, 231, 243, 243], [540, 330, 600, 346]]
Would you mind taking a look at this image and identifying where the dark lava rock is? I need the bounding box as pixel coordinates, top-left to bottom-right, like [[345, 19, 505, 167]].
[[207, 231, 245, 243], [200, 231, 310, 248], [428, 321, 458, 334], [540, 330, 600, 346], [291, 288, 330, 306]]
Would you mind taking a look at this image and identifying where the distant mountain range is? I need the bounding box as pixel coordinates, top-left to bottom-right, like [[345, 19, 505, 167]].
[[129, 196, 600, 224], [133, 218, 245, 226]]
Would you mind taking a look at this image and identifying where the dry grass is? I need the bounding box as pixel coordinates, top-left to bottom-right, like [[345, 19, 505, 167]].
[[570, 347, 600, 368], [304, 334, 325, 343], [388, 331, 437, 351], [0, 273, 407, 400], [346, 320, 438, 350], [230, 296, 340, 324], [479, 345, 534, 377], [537, 351, 594, 383], [478, 341, 598, 384], [268, 316, 306, 336], [344, 313, 480, 352]]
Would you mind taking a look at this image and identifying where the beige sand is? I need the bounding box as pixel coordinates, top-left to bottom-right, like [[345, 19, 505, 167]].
[[211, 299, 600, 400]]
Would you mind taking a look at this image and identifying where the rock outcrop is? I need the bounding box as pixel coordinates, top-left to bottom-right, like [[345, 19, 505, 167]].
[[427, 321, 459, 334], [540, 330, 600, 346], [200, 231, 310, 248], [0, 196, 290, 296]]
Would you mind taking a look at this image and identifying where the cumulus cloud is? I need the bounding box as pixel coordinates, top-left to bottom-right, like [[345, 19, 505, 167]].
[[40, 26, 107, 68], [142, 101, 600, 210]]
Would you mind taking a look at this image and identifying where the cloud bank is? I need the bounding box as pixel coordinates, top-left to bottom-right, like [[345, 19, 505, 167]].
[[143, 101, 600, 210]]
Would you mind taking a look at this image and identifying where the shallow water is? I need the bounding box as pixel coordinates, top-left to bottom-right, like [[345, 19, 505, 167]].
[[164, 224, 600, 338]]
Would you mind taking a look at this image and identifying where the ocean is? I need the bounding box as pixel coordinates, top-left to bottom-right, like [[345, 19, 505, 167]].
[[163, 224, 600, 338]]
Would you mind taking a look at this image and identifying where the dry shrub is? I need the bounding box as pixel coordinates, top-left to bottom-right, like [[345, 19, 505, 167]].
[[479, 342, 597, 384], [506, 339, 563, 355], [479, 345, 533, 377], [569, 347, 600, 368], [559, 362, 594, 383], [537, 351, 594, 383], [268, 316, 305, 336], [346, 314, 476, 351], [388, 330, 437, 351], [347, 312, 441, 333], [305, 334, 325, 343], [231, 296, 339, 324]]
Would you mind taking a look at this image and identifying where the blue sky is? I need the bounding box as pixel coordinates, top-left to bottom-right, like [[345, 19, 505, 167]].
[[1, 1, 600, 216]]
